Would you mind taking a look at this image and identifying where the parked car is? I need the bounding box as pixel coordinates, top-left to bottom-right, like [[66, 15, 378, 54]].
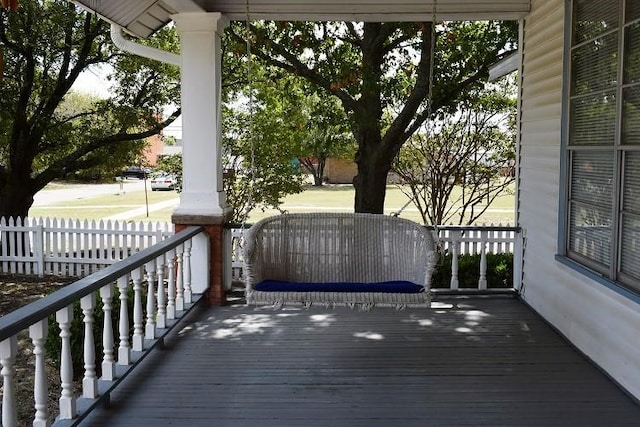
[[150, 174, 177, 191], [121, 166, 150, 179]]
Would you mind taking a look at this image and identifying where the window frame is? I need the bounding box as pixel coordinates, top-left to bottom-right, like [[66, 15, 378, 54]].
[[559, 0, 640, 297]]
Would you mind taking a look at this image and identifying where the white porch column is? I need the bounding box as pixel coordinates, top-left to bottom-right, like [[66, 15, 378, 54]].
[[172, 12, 229, 218], [171, 12, 230, 305]]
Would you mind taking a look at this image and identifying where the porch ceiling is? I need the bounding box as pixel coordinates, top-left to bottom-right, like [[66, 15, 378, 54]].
[[72, 0, 530, 38]]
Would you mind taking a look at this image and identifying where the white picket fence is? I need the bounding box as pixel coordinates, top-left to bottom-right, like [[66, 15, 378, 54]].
[[0, 217, 173, 277]]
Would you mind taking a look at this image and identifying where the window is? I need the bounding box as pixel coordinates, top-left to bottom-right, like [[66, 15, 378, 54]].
[[565, 0, 640, 291]]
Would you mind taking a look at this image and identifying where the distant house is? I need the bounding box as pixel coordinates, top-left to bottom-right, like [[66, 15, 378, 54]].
[[324, 158, 402, 184], [142, 135, 183, 167], [324, 158, 357, 184], [142, 133, 164, 167]]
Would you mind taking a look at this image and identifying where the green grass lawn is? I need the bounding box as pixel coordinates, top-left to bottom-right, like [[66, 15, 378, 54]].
[[29, 189, 178, 221], [250, 184, 515, 225], [28, 182, 515, 225]]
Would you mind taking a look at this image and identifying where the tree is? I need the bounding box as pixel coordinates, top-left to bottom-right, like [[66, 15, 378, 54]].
[[231, 22, 517, 213], [392, 80, 516, 225], [156, 66, 308, 223], [222, 73, 307, 222], [297, 93, 355, 186], [155, 153, 183, 191], [0, 0, 180, 219], [229, 20, 517, 213], [52, 91, 148, 181]]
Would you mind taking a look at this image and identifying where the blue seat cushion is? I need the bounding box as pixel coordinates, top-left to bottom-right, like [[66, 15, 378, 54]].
[[254, 280, 424, 293]]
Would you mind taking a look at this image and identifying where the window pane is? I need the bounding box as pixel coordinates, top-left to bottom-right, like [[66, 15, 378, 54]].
[[622, 85, 640, 145], [571, 151, 614, 206], [572, 33, 619, 95], [570, 91, 617, 145], [623, 152, 640, 212], [624, 23, 640, 84], [569, 201, 612, 266], [574, 0, 620, 44], [619, 214, 640, 284], [627, 0, 640, 23]]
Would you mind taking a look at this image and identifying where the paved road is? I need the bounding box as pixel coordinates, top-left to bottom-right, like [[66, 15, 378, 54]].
[[32, 180, 148, 207]]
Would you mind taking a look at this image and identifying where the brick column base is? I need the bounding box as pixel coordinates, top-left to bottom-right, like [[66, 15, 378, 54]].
[[174, 214, 228, 305]]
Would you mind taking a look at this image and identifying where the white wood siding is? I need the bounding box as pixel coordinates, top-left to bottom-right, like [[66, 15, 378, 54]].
[[519, 0, 640, 399]]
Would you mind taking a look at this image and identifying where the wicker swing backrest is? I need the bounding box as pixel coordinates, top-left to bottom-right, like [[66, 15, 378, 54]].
[[244, 213, 437, 289]]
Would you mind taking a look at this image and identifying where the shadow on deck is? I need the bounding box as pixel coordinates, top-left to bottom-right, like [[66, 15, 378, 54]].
[[82, 296, 640, 426]]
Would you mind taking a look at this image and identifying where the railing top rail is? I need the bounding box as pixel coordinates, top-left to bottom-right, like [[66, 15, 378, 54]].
[[427, 225, 521, 232], [0, 225, 203, 343]]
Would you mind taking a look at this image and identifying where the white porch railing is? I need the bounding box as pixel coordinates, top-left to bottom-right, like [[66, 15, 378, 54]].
[[0, 217, 173, 277], [432, 225, 523, 292], [224, 224, 524, 293], [0, 226, 203, 427]]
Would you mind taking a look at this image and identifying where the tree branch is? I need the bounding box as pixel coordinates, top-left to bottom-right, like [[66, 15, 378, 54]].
[[380, 23, 433, 153], [228, 24, 359, 113], [33, 108, 181, 190], [403, 63, 490, 141]]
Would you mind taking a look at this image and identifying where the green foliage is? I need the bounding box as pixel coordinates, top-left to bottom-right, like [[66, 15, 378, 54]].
[[223, 90, 306, 222], [297, 93, 356, 185], [155, 153, 183, 191], [0, 0, 181, 218], [431, 252, 514, 289], [163, 135, 177, 146]]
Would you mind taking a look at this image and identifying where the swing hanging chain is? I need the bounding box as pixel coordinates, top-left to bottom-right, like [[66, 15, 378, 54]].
[[427, 0, 444, 257], [426, 0, 437, 122], [240, 0, 257, 231], [391, 0, 438, 219]]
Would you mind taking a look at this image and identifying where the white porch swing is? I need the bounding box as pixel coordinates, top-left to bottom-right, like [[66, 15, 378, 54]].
[[241, 2, 439, 309]]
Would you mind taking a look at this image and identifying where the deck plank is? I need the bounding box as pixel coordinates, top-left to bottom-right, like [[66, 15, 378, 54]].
[[81, 297, 640, 426]]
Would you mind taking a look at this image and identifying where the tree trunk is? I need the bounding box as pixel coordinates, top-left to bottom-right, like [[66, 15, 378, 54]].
[[353, 140, 390, 213], [0, 179, 36, 257], [0, 179, 36, 219], [353, 164, 388, 213], [314, 158, 326, 186], [301, 157, 328, 186]]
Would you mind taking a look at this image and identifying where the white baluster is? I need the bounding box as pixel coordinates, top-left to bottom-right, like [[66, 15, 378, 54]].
[[183, 239, 192, 304], [223, 228, 232, 291], [513, 228, 525, 291], [156, 255, 167, 329], [450, 230, 460, 290], [100, 284, 116, 381], [56, 306, 76, 419], [1, 336, 18, 427], [175, 244, 185, 312], [30, 320, 49, 427], [145, 260, 157, 339], [80, 294, 98, 398], [131, 267, 145, 351], [117, 275, 131, 365], [478, 230, 488, 290], [166, 248, 177, 319]]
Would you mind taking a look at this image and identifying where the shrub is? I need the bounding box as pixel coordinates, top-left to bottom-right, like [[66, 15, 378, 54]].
[[431, 252, 514, 289]]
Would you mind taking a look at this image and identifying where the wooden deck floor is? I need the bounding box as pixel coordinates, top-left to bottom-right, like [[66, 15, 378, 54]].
[[82, 296, 640, 426]]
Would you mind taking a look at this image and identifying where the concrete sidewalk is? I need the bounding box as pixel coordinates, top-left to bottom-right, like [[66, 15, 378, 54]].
[[103, 198, 179, 221]]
